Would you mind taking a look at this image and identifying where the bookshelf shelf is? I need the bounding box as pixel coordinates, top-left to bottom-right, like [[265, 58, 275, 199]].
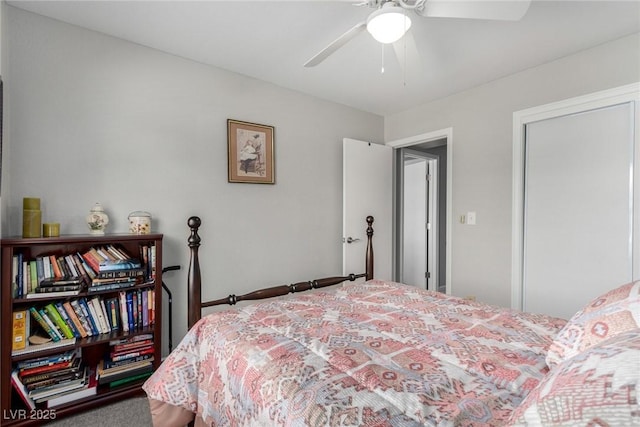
[[1, 234, 163, 426]]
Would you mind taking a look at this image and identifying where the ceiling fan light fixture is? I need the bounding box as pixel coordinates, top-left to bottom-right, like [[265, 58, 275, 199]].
[[366, 4, 412, 44]]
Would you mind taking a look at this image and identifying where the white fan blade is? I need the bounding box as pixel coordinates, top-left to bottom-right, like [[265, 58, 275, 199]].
[[420, 0, 531, 21], [304, 21, 367, 67]]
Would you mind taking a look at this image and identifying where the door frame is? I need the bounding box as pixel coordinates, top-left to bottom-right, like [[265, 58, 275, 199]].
[[387, 127, 453, 294], [511, 82, 640, 310], [398, 149, 439, 290]]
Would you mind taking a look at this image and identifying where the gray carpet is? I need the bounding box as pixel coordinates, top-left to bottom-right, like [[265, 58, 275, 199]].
[[48, 396, 152, 426]]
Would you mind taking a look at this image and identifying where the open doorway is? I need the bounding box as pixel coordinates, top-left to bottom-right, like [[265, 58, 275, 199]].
[[395, 140, 447, 293]]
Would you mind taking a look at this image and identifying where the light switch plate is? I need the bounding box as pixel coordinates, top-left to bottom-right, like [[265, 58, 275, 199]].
[[467, 212, 476, 225]]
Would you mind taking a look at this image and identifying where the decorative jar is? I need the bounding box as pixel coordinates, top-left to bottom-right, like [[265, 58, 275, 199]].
[[128, 211, 152, 234], [86, 202, 109, 235], [22, 197, 42, 238]]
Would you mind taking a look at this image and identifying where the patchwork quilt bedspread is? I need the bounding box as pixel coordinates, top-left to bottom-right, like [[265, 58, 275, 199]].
[[143, 280, 566, 426]]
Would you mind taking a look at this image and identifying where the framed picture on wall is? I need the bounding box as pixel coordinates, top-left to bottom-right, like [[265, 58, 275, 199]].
[[227, 119, 275, 184]]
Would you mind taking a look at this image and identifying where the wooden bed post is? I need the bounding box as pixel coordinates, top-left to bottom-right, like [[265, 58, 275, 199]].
[[366, 215, 374, 281], [187, 216, 202, 329]]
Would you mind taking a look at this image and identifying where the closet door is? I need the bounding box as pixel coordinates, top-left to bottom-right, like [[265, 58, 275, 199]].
[[523, 102, 635, 319]]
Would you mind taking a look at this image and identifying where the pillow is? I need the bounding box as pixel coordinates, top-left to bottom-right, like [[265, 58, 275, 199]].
[[545, 280, 640, 367], [507, 328, 640, 426]]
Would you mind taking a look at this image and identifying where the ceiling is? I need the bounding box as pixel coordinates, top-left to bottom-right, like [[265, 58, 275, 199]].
[[7, 0, 640, 116]]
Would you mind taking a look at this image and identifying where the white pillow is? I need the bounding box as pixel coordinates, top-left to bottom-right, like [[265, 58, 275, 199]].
[[545, 280, 640, 367]]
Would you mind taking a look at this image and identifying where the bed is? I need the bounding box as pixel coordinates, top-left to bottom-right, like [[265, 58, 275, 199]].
[[143, 216, 640, 426]]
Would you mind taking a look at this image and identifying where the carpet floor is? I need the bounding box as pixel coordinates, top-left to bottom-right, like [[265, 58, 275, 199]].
[[48, 396, 152, 426]]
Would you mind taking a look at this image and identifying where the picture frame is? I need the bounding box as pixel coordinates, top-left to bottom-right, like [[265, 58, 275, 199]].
[[227, 119, 275, 184]]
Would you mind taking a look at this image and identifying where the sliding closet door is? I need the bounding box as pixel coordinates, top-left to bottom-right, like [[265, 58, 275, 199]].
[[523, 102, 634, 319]]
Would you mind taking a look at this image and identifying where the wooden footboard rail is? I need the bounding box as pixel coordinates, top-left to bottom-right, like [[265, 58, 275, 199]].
[[187, 215, 374, 329]]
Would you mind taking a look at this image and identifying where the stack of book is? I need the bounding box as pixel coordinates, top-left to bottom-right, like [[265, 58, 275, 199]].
[[11, 349, 96, 408], [82, 245, 150, 293], [97, 335, 154, 387], [13, 290, 156, 356], [11, 243, 156, 300], [12, 252, 93, 299]]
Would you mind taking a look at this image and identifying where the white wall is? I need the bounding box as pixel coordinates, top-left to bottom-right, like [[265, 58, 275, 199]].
[[385, 33, 640, 308], [1, 7, 383, 351]]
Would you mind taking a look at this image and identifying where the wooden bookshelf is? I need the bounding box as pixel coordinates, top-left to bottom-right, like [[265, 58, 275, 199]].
[[1, 234, 162, 426]]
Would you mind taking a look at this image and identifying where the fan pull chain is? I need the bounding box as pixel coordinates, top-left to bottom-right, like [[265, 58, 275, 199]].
[[381, 44, 385, 74], [403, 28, 407, 86]]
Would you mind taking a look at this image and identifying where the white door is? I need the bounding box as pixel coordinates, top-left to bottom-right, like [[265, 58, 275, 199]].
[[523, 102, 635, 319], [402, 157, 427, 288], [343, 138, 393, 281]]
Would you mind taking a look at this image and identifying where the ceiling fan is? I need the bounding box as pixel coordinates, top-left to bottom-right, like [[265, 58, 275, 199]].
[[304, 0, 532, 67]]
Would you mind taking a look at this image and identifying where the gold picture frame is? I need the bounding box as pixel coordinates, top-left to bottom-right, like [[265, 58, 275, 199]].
[[227, 119, 275, 184]]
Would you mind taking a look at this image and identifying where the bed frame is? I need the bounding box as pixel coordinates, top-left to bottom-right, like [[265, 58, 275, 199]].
[[186, 215, 375, 328]]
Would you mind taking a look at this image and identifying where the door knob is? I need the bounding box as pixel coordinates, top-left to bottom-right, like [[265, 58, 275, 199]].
[[345, 237, 361, 244]]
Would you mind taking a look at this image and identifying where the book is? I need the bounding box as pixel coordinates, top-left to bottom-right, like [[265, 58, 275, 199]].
[[85, 298, 104, 334], [134, 290, 141, 329], [87, 280, 136, 293], [24, 364, 82, 388], [56, 257, 71, 279], [142, 290, 149, 327], [19, 355, 77, 378], [14, 253, 24, 298], [119, 292, 129, 332], [31, 372, 87, 402], [92, 276, 139, 285], [42, 256, 53, 280], [112, 338, 153, 353], [110, 346, 154, 362], [11, 370, 36, 410], [108, 371, 152, 388], [24, 355, 81, 384], [17, 350, 75, 370], [39, 308, 64, 341], [106, 297, 120, 331], [62, 301, 88, 338], [76, 252, 97, 280], [22, 260, 28, 297], [126, 292, 134, 331], [46, 368, 97, 408], [70, 253, 92, 285], [96, 268, 145, 280], [29, 261, 38, 294], [109, 333, 154, 346], [12, 254, 19, 298], [106, 245, 127, 261], [97, 259, 142, 272], [89, 297, 108, 333], [34, 284, 82, 292], [29, 307, 60, 342], [99, 298, 111, 331], [54, 302, 80, 338], [80, 251, 100, 274], [39, 277, 83, 287], [35, 257, 46, 284], [44, 304, 75, 339], [100, 357, 154, 375], [12, 310, 29, 352], [149, 289, 155, 325], [26, 289, 81, 299], [78, 299, 100, 336], [98, 361, 153, 385], [63, 255, 80, 278], [12, 337, 76, 357], [49, 255, 63, 278], [103, 354, 153, 370], [70, 299, 94, 336]]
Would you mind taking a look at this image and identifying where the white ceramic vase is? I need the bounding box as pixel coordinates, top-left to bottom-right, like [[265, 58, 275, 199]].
[[86, 202, 109, 235]]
